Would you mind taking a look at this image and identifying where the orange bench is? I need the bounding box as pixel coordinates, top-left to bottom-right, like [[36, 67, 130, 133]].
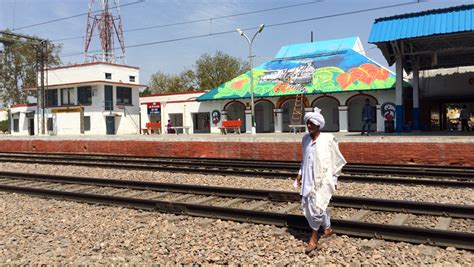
[[219, 119, 242, 134], [143, 122, 161, 134]]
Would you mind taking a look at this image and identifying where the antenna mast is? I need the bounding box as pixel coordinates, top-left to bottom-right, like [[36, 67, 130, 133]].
[[84, 0, 125, 63]]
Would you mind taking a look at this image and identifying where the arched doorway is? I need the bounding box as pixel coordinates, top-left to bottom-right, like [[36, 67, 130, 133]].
[[255, 100, 275, 133], [225, 101, 246, 133], [347, 95, 377, 132], [281, 99, 302, 132], [312, 96, 340, 132]]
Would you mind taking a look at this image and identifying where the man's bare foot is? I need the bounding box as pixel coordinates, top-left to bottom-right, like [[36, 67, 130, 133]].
[[305, 240, 318, 254], [321, 227, 334, 238]]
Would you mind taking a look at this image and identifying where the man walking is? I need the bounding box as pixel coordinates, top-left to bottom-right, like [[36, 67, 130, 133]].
[[361, 99, 374, 136], [295, 107, 347, 253], [459, 105, 471, 131]]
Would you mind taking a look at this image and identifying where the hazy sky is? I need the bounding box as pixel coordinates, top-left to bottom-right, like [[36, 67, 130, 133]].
[[1, 0, 473, 85]]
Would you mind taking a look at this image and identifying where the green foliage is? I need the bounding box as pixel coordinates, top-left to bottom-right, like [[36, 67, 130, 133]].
[[148, 51, 248, 94], [0, 30, 62, 104], [0, 120, 8, 133]]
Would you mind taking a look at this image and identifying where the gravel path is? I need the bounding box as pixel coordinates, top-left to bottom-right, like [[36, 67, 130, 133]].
[[1, 192, 472, 265], [0, 162, 473, 264], [0, 162, 473, 205]]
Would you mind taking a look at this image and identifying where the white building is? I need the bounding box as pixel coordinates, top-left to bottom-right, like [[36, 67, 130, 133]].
[[10, 62, 143, 136]]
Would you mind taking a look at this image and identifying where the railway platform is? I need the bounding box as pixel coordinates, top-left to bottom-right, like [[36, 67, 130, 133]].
[[0, 132, 473, 166]]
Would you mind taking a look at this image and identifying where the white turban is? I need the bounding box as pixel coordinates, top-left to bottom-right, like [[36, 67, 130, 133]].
[[304, 107, 325, 129]]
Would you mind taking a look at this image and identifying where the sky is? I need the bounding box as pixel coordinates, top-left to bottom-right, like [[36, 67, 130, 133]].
[[1, 0, 474, 86]]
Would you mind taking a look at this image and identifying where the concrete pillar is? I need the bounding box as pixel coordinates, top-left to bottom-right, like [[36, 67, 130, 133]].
[[376, 104, 384, 132], [273, 109, 283, 133], [396, 56, 404, 132], [245, 109, 252, 134], [338, 105, 348, 132], [413, 63, 420, 130]]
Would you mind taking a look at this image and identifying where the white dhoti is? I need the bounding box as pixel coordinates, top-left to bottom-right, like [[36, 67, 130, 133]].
[[301, 194, 331, 231]]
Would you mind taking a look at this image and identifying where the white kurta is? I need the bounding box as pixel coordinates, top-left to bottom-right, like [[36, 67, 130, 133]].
[[299, 133, 347, 211]]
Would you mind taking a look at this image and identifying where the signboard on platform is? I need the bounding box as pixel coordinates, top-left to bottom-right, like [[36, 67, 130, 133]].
[[147, 102, 161, 114], [51, 107, 82, 113]]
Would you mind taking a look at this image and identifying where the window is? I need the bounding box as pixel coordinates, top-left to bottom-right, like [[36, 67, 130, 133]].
[[129, 76, 135, 82], [47, 118, 53, 132], [77, 86, 92, 105], [105, 73, 112, 79], [46, 89, 58, 107], [13, 119, 19, 132], [116, 86, 132, 105], [61, 88, 74, 105], [84, 116, 91, 131]]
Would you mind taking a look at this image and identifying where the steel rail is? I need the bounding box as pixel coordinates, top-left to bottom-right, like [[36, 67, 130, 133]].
[[1, 171, 473, 218], [1, 155, 473, 188], [2, 152, 474, 176], [0, 182, 472, 250]]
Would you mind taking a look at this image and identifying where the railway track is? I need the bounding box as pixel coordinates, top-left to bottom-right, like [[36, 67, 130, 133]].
[[0, 171, 473, 250], [0, 153, 473, 188]]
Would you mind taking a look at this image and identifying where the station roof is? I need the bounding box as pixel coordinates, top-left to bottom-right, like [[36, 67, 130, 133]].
[[197, 37, 402, 102], [369, 4, 474, 43], [369, 4, 474, 73]]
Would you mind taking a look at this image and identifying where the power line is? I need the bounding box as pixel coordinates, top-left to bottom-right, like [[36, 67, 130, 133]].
[[52, 0, 326, 42], [12, 0, 144, 31], [60, 0, 419, 58]]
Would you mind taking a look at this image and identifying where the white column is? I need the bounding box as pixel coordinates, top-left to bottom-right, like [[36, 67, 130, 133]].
[[376, 104, 384, 132], [273, 109, 283, 133], [395, 56, 404, 132], [413, 63, 420, 130], [245, 109, 252, 134], [338, 105, 348, 132]]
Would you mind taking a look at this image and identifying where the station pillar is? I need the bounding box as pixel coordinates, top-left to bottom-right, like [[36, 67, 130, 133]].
[[395, 56, 404, 133], [338, 105, 348, 132], [376, 104, 384, 132], [412, 63, 420, 131], [245, 109, 252, 134], [273, 109, 283, 133]]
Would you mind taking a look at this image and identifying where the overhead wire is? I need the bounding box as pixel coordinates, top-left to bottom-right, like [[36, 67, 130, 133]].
[[52, 0, 326, 42], [12, 0, 145, 31], [59, 0, 419, 58]]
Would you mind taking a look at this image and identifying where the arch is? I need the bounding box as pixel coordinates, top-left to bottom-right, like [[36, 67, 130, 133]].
[[311, 95, 341, 107], [312, 96, 340, 132], [224, 100, 246, 133], [255, 99, 275, 133], [346, 94, 378, 132], [276, 95, 310, 109], [345, 93, 378, 106]]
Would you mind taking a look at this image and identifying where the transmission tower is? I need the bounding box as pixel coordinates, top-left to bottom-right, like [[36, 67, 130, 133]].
[[84, 0, 126, 63]]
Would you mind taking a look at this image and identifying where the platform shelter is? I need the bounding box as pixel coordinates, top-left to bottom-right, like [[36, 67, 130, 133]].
[[369, 4, 474, 131]]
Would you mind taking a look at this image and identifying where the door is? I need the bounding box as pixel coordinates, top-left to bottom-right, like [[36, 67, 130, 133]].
[[106, 116, 115, 135], [105, 85, 113, 111], [28, 119, 34, 135]]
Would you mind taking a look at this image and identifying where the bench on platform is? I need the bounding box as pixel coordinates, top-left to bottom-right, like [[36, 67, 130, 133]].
[[143, 122, 161, 135], [289, 124, 306, 134], [169, 126, 190, 135], [219, 119, 242, 134]]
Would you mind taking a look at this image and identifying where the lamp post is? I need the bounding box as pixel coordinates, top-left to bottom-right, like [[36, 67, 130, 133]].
[[236, 24, 265, 135]]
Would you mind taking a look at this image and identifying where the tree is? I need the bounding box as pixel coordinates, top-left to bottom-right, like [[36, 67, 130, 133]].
[[0, 31, 62, 104], [148, 69, 197, 94], [195, 51, 249, 91], [147, 51, 248, 93]]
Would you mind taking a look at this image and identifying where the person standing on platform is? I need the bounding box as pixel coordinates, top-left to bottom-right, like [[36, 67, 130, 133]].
[[361, 99, 374, 136], [295, 107, 347, 253], [166, 119, 175, 134], [459, 105, 471, 131]]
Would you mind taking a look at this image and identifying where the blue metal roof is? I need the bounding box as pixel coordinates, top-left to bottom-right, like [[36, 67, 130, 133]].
[[369, 4, 474, 43]]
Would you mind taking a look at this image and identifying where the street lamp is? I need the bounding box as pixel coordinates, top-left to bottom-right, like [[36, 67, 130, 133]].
[[236, 24, 265, 135]]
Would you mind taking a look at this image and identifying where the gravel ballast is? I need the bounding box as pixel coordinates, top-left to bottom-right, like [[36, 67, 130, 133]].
[[0, 162, 473, 264]]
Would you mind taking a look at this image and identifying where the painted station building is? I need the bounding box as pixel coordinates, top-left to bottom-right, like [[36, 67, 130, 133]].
[[141, 37, 401, 134], [9, 62, 143, 136]]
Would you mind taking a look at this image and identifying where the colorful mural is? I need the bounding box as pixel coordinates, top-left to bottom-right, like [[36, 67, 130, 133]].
[[198, 39, 397, 101]]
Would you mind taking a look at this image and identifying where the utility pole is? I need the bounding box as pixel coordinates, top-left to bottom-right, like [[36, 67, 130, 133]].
[[0, 31, 47, 135]]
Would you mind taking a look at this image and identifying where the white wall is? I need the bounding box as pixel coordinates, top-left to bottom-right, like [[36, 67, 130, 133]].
[[45, 63, 140, 86]]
